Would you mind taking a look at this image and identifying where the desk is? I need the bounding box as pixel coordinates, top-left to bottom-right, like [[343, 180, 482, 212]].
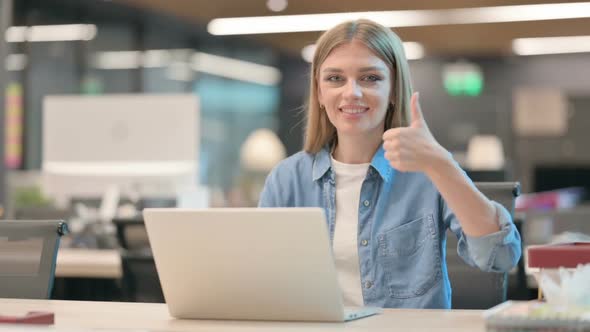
[[0, 298, 486, 331], [53, 249, 122, 301], [55, 248, 122, 279]]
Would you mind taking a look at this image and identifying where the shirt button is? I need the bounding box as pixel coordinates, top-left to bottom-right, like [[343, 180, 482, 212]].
[[365, 281, 373, 289], [361, 239, 368, 246], [363, 200, 370, 207]]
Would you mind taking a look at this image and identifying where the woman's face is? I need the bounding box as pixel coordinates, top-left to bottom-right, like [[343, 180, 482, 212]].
[[317, 40, 393, 139]]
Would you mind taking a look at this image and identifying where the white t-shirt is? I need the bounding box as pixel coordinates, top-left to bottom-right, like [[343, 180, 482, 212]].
[[330, 156, 370, 307]]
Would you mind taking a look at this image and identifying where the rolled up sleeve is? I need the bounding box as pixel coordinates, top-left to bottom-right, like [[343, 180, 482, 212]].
[[448, 200, 522, 272]]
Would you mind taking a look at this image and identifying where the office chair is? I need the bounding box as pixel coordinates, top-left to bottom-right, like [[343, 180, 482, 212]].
[[113, 217, 164, 303], [446, 182, 521, 309], [121, 250, 165, 302], [0, 220, 68, 299]]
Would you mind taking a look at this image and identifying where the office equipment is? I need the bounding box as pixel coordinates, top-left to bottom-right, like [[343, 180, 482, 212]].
[[0, 311, 54, 325], [52, 248, 122, 302], [446, 182, 521, 309], [112, 217, 163, 302], [534, 165, 590, 202], [143, 208, 381, 322], [41, 94, 199, 205], [484, 300, 590, 331], [119, 250, 164, 303], [528, 242, 590, 269], [0, 220, 68, 299], [55, 248, 121, 279], [465, 169, 507, 182], [113, 217, 149, 251], [0, 298, 487, 332]]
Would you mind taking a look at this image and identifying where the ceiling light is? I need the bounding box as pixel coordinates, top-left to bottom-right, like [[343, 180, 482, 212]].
[[5, 26, 26, 42], [6, 24, 97, 42], [90, 49, 282, 85], [512, 36, 590, 55], [403, 42, 424, 60], [143, 50, 172, 68], [301, 44, 316, 63], [166, 62, 194, 82], [5, 54, 27, 71], [92, 51, 141, 69], [208, 2, 590, 35], [191, 52, 281, 86], [267, 0, 288, 12], [43, 161, 195, 176]]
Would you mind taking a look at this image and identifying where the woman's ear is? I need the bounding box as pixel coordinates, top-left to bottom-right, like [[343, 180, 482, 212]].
[[317, 86, 325, 109], [388, 94, 395, 110]]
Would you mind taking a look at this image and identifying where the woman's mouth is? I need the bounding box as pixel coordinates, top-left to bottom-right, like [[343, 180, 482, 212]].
[[339, 106, 369, 114]]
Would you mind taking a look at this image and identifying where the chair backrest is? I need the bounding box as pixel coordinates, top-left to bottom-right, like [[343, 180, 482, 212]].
[[0, 220, 68, 299], [446, 182, 520, 309], [113, 217, 164, 302], [121, 252, 165, 302]]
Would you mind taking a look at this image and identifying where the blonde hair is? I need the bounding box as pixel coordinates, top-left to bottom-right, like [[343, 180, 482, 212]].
[[303, 19, 413, 153]]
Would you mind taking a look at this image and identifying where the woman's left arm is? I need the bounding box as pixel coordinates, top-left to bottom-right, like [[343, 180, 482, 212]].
[[383, 92, 500, 236], [426, 155, 499, 236]]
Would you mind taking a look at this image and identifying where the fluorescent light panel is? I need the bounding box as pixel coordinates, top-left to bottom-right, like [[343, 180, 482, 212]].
[[5, 26, 26, 42], [191, 52, 282, 85], [267, 0, 288, 12], [143, 50, 173, 68], [6, 24, 97, 42], [92, 51, 141, 69], [208, 2, 590, 35], [300, 44, 316, 63], [403, 42, 424, 60], [5, 54, 27, 71], [166, 62, 194, 82], [43, 161, 195, 176], [513, 36, 590, 55], [92, 49, 192, 69], [90, 49, 281, 85]]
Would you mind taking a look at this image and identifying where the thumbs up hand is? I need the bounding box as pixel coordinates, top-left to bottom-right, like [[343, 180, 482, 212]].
[[382, 92, 450, 174]]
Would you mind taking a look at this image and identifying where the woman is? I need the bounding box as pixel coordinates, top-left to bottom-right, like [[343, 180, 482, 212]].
[[258, 19, 521, 309]]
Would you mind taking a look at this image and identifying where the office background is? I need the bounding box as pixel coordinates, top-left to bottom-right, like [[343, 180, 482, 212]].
[[2, 0, 590, 209], [1, 0, 590, 304]]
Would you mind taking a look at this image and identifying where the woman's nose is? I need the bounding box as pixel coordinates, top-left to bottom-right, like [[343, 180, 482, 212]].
[[343, 80, 362, 99]]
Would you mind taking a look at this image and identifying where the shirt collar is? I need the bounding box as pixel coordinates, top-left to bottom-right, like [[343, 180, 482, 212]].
[[312, 144, 395, 183], [312, 146, 332, 182]]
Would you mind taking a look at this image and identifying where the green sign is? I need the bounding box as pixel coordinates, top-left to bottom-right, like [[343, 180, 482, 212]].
[[443, 63, 484, 96]]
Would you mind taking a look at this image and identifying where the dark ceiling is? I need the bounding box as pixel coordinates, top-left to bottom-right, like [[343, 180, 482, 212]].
[[114, 0, 590, 57]]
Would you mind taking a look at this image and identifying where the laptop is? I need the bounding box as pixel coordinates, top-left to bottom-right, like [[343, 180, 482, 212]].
[[142, 207, 382, 322]]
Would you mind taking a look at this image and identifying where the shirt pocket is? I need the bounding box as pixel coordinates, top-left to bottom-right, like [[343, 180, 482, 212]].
[[376, 214, 442, 299]]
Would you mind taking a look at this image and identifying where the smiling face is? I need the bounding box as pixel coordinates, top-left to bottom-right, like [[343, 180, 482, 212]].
[[317, 39, 393, 139]]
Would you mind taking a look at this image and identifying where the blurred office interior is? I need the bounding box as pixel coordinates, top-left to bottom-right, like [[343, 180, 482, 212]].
[[0, 0, 589, 304]]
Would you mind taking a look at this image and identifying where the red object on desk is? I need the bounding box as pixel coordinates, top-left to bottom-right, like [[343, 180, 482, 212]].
[[0, 311, 54, 324], [527, 242, 590, 269]]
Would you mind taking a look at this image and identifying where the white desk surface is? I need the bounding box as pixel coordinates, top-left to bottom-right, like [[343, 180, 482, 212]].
[[0, 298, 486, 332], [55, 248, 122, 279]]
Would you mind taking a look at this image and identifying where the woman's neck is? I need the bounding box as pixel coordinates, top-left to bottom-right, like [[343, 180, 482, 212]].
[[332, 132, 382, 164]]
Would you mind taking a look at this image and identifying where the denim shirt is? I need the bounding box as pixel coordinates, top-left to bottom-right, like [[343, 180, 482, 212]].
[[258, 145, 521, 309]]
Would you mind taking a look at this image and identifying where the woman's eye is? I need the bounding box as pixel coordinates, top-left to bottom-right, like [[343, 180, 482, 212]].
[[325, 75, 343, 82], [362, 75, 382, 82]]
